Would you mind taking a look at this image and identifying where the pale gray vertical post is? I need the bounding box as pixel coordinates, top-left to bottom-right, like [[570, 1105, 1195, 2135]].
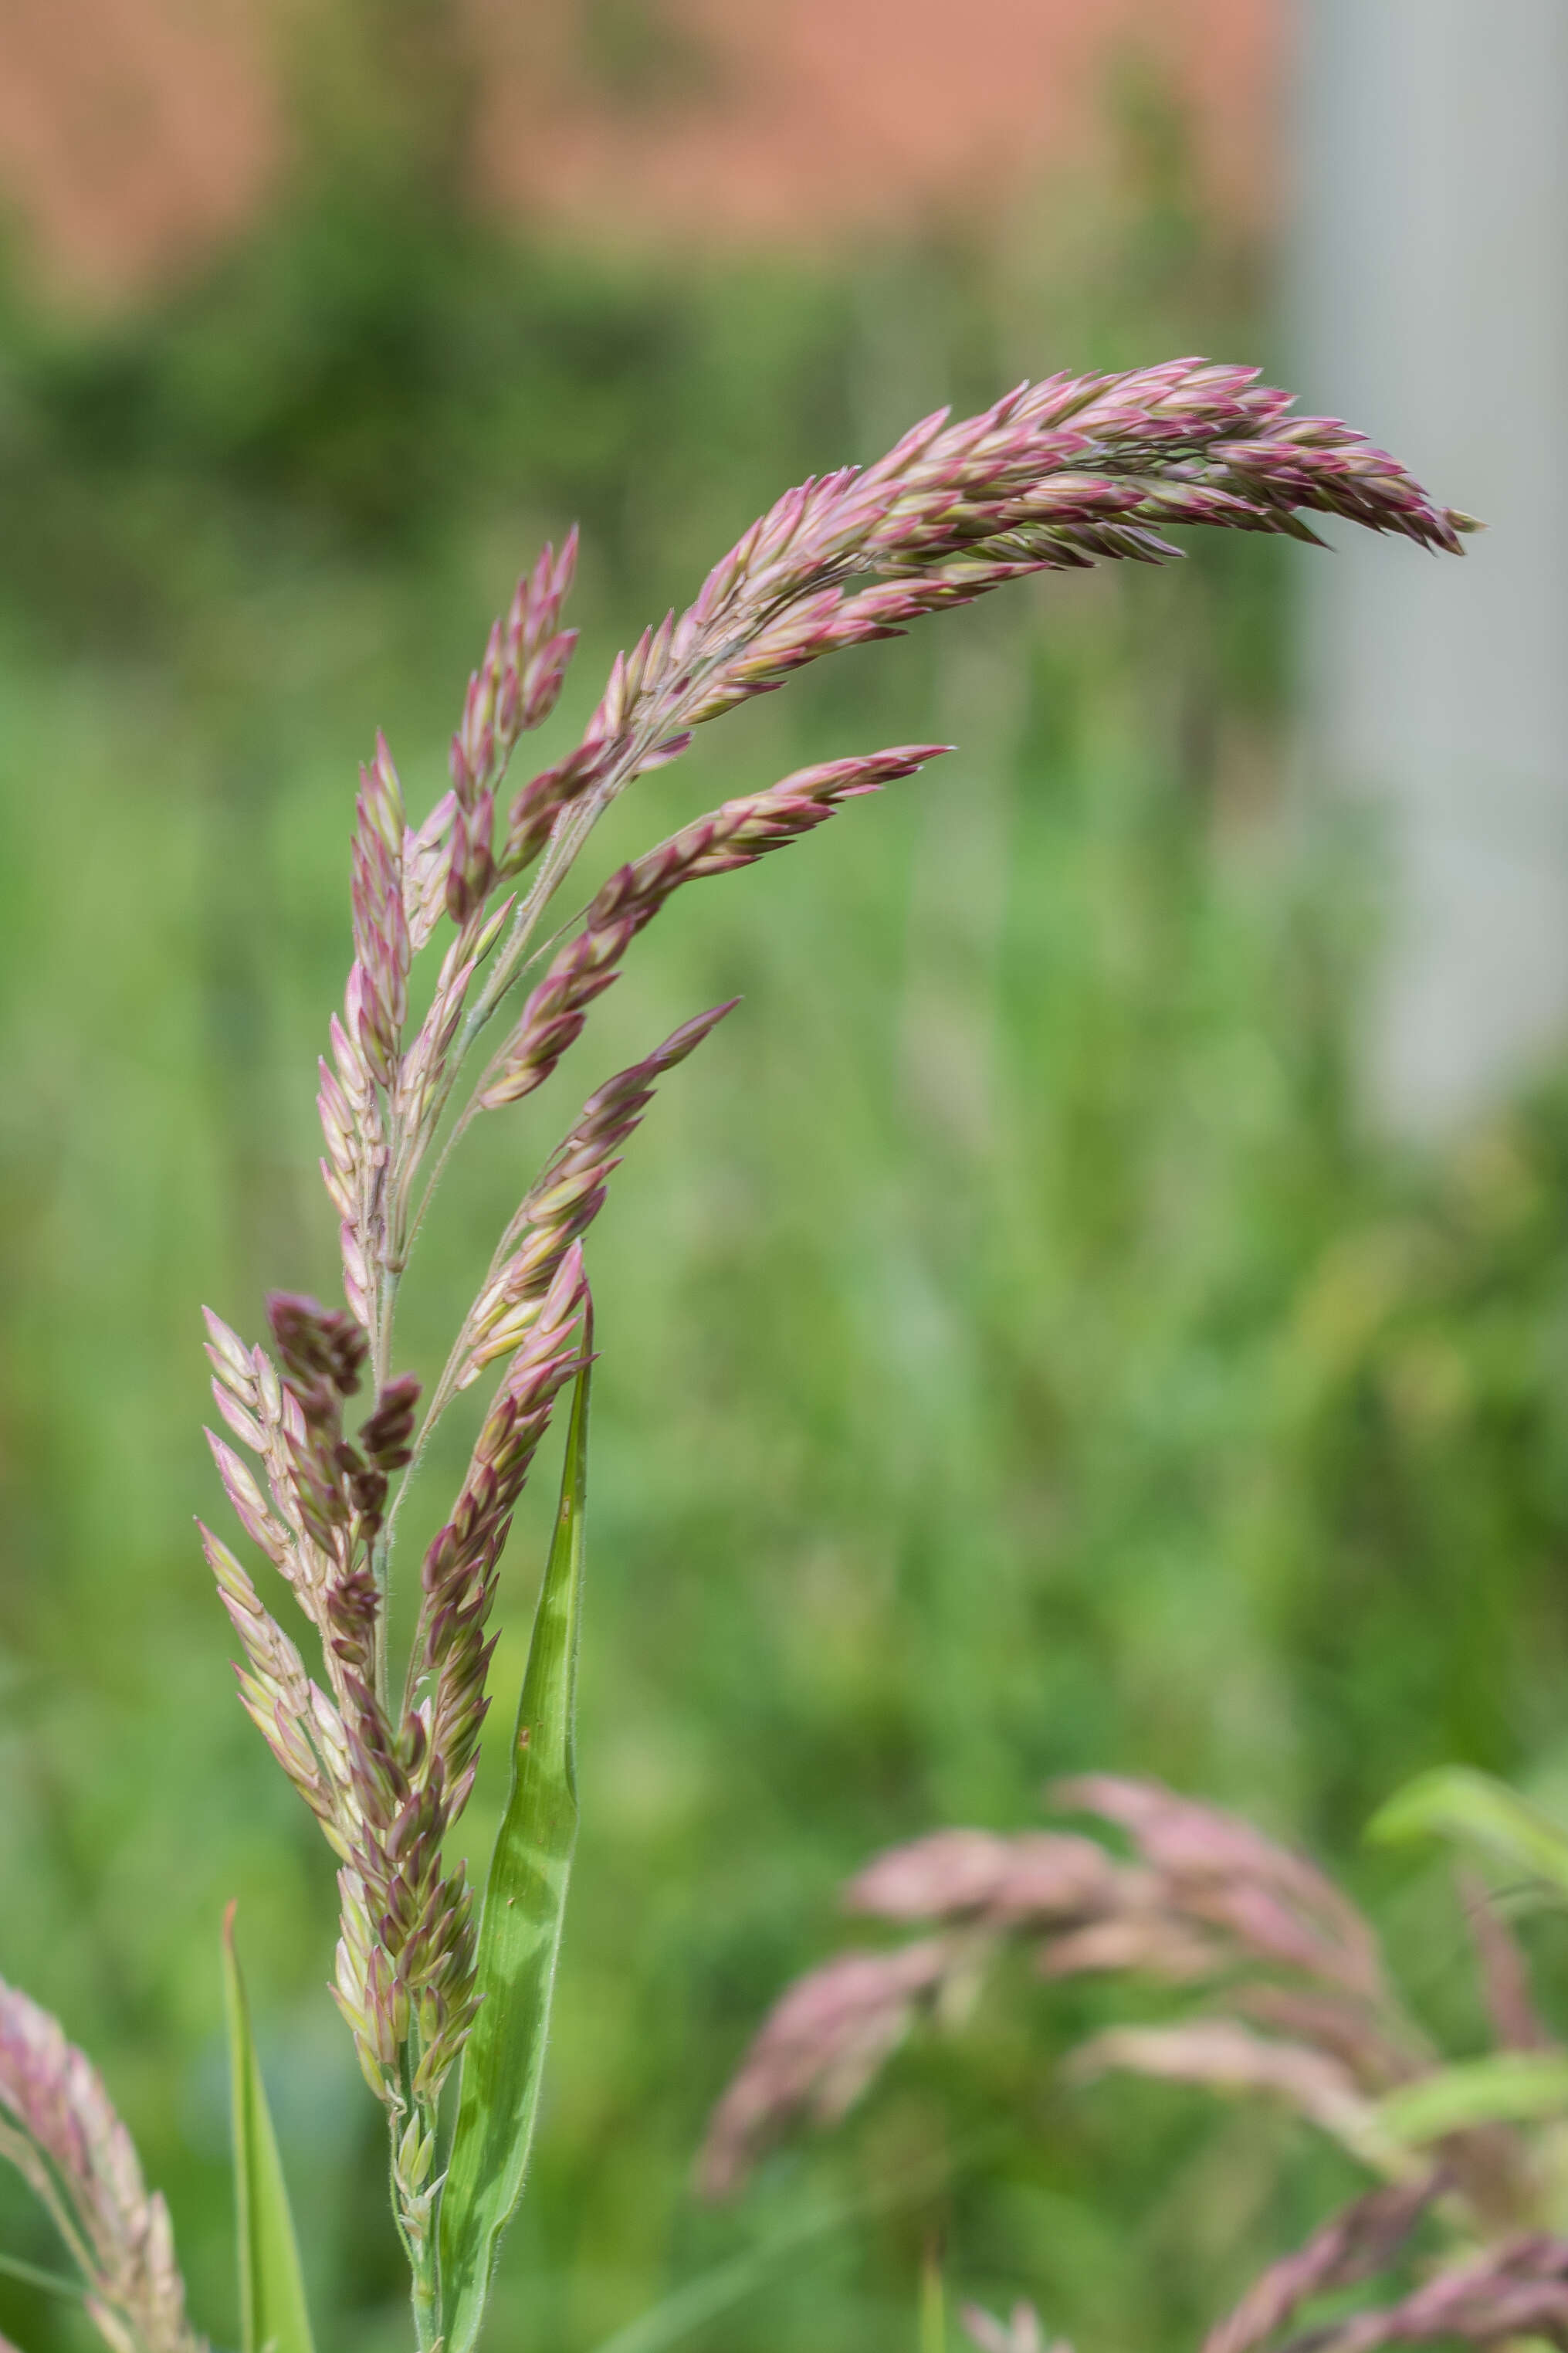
[[1291, 0, 1568, 1133]]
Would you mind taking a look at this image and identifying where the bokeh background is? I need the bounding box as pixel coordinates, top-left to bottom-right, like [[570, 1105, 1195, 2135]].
[[2, 4, 1567, 2349]]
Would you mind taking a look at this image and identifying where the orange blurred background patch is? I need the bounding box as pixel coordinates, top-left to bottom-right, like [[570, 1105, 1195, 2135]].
[[0, 0, 1277, 302]]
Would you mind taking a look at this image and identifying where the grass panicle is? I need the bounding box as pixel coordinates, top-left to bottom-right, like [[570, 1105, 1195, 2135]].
[[182, 358, 1468, 2345]]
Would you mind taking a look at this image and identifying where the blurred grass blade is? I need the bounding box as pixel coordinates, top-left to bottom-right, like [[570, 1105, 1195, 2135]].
[[439, 1349, 591, 2353], [583, 2134, 1000, 2353], [1369, 1766, 1568, 1897], [585, 2220, 838, 2353], [919, 2243, 947, 2353], [0, 2249, 86, 2303], [1375, 2052, 1568, 2146], [222, 1904, 316, 2353]]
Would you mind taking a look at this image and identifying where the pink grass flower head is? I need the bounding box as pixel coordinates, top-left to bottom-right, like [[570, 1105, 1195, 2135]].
[[0, 1980, 202, 2353], [191, 361, 1470, 2310]]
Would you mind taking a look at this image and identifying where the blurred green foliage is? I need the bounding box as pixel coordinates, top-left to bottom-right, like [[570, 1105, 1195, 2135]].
[[3, 25, 1568, 2353]]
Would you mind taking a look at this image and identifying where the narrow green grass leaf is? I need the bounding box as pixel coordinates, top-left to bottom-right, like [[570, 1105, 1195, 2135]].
[[1368, 1766, 1568, 1898], [0, 2248, 86, 2303], [1375, 2052, 1568, 2146], [222, 1904, 316, 2353], [438, 1351, 591, 2353]]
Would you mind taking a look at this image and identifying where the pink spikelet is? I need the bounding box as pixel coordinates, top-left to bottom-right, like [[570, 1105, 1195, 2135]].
[[350, 733, 411, 1088], [451, 531, 579, 809]]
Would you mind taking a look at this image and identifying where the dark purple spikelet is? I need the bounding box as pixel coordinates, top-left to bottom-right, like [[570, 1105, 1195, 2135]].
[[347, 1371, 422, 1534], [262, 1293, 415, 1555], [266, 1290, 368, 1407]]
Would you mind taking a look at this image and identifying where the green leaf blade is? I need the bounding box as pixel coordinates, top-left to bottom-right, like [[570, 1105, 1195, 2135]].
[[438, 1351, 592, 2353], [222, 1905, 316, 2353], [1376, 2052, 1568, 2147], [1368, 1765, 1568, 1898]]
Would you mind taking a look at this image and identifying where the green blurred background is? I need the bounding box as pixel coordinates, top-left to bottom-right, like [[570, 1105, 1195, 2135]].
[[4, 13, 1568, 2353]]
